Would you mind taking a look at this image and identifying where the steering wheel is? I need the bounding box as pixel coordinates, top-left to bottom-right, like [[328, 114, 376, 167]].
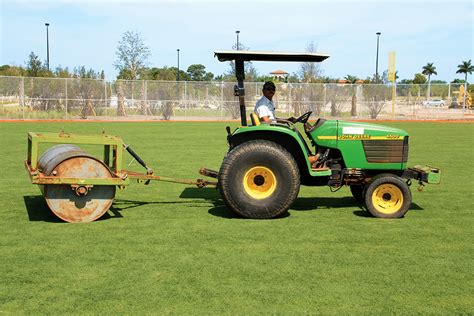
[[288, 111, 312, 124]]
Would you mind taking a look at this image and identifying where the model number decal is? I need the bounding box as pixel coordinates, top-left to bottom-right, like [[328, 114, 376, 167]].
[[337, 134, 402, 140], [318, 135, 403, 140]]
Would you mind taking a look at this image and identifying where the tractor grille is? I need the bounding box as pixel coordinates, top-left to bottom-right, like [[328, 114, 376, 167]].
[[362, 136, 409, 163]]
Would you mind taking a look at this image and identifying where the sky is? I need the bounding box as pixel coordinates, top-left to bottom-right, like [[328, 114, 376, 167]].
[[0, 0, 473, 81]]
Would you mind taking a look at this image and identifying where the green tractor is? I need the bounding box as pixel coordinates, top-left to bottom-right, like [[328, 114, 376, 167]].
[[208, 51, 440, 219]]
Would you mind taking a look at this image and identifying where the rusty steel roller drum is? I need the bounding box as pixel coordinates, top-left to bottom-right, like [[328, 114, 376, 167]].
[[38, 144, 116, 223]]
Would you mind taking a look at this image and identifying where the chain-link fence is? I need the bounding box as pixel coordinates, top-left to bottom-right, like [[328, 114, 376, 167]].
[[0, 76, 471, 120]]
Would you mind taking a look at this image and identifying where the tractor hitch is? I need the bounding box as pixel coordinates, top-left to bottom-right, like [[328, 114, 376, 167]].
[[403, 165, 441, 190], [199, 167, 219, 179]]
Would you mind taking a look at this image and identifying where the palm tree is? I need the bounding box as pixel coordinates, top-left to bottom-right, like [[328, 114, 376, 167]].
[[345, 75, 358, 116], [344, 75, 358, 84], [422, 62, 437, 99], [456, 60, 474, 108]]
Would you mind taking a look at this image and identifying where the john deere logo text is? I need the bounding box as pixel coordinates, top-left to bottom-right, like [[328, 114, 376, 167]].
[[339, 134, 371, 140]]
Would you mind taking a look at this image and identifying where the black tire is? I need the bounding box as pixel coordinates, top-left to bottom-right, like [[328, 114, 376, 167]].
[[218, 140, 300, 219], [350, 185, 365, 203], [364, 173, 412, 218]]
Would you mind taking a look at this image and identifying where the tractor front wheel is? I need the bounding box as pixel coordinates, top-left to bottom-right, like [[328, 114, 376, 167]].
[[364, 174, 412, 218], [218, 140, 300, 219]]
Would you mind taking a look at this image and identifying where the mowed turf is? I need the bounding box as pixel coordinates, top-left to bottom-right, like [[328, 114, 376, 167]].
[[0, 121, 472, 314]]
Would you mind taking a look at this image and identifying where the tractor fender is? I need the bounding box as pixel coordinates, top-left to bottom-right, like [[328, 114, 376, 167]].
[[229, 127, 313, 181]]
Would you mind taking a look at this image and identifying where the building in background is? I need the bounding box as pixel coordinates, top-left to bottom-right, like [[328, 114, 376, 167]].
[[270, 70, 289, 81]]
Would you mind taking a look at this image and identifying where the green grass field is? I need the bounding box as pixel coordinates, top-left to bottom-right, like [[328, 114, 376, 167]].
[[1, 121, 473, 314]]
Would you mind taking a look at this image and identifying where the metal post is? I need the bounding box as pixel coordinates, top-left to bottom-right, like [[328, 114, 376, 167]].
[[463, 80, 467, 112], [235, 30, 240, 50], [235, 58, 246, 125], [391, 82, 396, 117], [375, 32, 381, 83], [131, 80, 134, 110], [103, 79, 107, 117], [45, 23, 50, 71], [184, 81, 187, 117], [65, 78, 68, 119], [220, 81, 224, 119], [177, 49, 180, 81], [144, 80, 148, 116], [323, 84, 327, 113], [21, 77, 25, 119], [289, 84, 292, 115]]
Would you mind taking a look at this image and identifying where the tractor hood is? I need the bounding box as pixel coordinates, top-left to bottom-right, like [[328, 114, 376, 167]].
[[310, 119, 409, 170], [337, 121, 408, 137]]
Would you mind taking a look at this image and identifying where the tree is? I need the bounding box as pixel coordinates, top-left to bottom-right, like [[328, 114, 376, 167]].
[[362, 85, 391, 119], [326, 84, 351, 117], [73, 66, 101, 79], [344, 75, 358, 84], [187, 64, 205, 81], [144, 67, 189, 81], [413, 73, 427, 84], [422, 62, 437, 99], [0, 65, 25, 76], [54, 66, 72, 78], [299, 42, 323, 82], [382, 70, 389, 84], [114, 31, 151, 80], [68, 66, 103, 118], [286, 74, 300, 83], [187, 64, 214, 81], [394, 71, 399, 82], [26, 52, 44, 77], [345, 75, 358, 116], [451, 78, 466, 84], [456, 59, 474, 108]]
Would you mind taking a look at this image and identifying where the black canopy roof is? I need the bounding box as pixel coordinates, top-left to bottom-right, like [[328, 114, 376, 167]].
[[214, 50, 330, 63]]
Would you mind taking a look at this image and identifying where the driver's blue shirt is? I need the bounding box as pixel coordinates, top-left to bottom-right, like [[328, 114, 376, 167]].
[[254, 96, 275, 120]]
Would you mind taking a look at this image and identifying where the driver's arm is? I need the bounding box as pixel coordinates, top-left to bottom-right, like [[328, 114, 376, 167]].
[[256, 105, 273, 123]]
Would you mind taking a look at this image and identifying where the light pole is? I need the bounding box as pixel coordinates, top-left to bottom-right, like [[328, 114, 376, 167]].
[[45, 23, 50, 71], [235, 30, 240, 50], [375, 32, 381, 83], [177, 49, 180, 81]]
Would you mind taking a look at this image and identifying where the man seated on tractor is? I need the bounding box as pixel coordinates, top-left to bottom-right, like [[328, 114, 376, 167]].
[[254, 81, 277, 123], [254, 81, 322, 169]]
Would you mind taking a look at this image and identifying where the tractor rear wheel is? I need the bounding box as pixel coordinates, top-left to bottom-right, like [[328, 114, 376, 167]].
[[364, 174, 411, 218], [218, 140, 300, 219]]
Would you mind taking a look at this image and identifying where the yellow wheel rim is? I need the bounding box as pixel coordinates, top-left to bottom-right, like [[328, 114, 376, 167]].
[[371, 184, 403, 214], [243, 166, 277, 199]]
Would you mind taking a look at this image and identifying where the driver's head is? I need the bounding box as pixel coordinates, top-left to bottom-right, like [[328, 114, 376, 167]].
[[262, 81, 276, 100]]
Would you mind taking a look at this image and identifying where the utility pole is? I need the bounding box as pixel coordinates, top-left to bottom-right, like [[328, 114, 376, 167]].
[[45, 23, 50, 71], [235, 30, 240, 50], [375, 32, 381, 83], [177, 49, 180, 81]]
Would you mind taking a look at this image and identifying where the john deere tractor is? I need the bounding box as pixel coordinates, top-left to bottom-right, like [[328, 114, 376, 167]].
[[207, 51, 440, 219]]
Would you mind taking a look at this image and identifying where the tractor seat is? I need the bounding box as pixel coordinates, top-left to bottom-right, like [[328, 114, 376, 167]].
[[250, 112, 261, 126]]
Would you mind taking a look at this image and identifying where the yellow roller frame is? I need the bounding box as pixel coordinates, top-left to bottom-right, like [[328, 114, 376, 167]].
[[243, 166, 277, 199]]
